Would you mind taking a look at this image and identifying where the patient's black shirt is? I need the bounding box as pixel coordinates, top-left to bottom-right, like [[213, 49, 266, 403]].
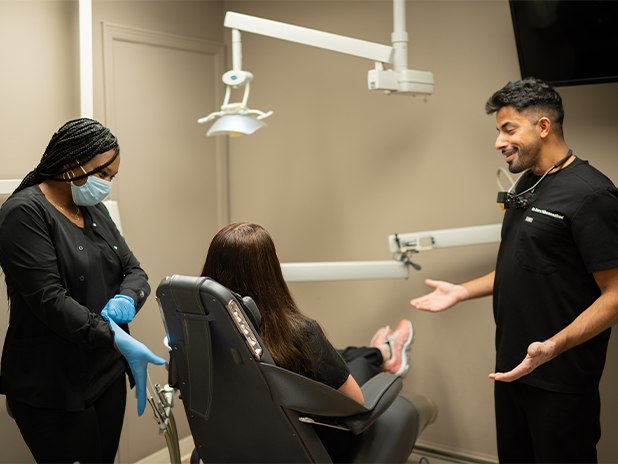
[[304, 319, 350, 390]]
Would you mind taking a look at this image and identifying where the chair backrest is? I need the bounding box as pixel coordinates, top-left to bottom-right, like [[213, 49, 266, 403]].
[[156, 274, 332, 463]]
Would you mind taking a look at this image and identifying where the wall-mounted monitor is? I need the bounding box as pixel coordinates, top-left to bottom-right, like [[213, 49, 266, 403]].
[[509, 0, 618, 86]]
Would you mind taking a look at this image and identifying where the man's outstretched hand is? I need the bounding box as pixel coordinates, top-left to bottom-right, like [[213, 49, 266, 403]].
[[489, 340, 557, 382], [410, 279, 469, 312]]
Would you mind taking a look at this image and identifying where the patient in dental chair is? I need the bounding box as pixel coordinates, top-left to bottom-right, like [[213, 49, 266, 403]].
[[201, 222, 413, 406]]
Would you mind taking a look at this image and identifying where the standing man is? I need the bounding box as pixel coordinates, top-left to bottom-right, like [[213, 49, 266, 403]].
[[411, 77, 618, 463]]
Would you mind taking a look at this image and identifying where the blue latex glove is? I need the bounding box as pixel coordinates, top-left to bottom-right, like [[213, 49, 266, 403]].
[[109, 319, 166, 416], [101, 295, 136, 324]]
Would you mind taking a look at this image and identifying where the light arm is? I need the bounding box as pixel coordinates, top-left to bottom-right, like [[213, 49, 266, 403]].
[[200, 2, 434, 136], [223, 9, 433, 96], [389, 224, 502, 254], [281, 261, 408, 282], [224, 12, 393, 63], [281, 224, 501, 283]]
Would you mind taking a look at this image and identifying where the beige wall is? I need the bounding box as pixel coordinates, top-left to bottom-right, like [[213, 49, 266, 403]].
[[1, 0, 617, 462], [0, 3, 79, 461], [222, 0, 618, 461], [0, 1, 224, 462]]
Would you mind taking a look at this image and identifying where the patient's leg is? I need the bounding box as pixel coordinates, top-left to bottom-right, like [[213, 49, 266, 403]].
[[339, 347, 383, 385]]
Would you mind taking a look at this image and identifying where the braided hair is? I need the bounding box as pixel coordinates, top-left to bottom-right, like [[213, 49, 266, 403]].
[[14, 118, 119, 194]]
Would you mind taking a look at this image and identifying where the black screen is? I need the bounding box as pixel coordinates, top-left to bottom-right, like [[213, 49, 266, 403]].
[[509, 0, 618, 86]]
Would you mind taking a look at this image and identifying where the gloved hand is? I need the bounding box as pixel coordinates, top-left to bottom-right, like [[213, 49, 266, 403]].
[[109, 319, 166, 416], [101, 295, 136, 324]]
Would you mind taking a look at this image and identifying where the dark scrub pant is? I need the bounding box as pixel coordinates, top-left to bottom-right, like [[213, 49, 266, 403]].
[[495, 380, 600, 463], [339, 346, 383, 385], [7, 373, 126, 464]]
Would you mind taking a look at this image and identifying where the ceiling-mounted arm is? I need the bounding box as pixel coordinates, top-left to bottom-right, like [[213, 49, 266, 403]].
[[199, 2, 433, 137], [231, 28, 242, 71], [392, 0, 431, 94], [223, 7, 433, 96], [369, 0, 433, 95], [224, 12, 393, 63], [392, 0, 408, 72]]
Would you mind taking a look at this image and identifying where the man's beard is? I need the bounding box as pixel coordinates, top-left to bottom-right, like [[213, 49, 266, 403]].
[[508, 140, 541, 174]]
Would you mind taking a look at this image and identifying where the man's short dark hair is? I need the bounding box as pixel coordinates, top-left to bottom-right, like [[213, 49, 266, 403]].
[[485, 77, 564, 134]]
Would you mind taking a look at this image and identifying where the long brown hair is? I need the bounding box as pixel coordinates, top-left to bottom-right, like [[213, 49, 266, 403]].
[[202, 223, 314, 374]]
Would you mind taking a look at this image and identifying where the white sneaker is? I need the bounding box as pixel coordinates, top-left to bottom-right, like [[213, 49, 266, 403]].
[[370, 325, 391, 348], [383, 319, 414, 377]]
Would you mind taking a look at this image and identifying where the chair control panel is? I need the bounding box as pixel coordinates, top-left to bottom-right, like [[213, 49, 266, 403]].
[[226, 298, 263, 360]]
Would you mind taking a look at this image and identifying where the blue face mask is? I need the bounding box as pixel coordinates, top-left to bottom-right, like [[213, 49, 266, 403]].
[[71, 170, 112, 206]]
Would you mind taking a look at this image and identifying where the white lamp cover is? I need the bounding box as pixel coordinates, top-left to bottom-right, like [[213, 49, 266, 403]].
[[207, 113, 266, 137]]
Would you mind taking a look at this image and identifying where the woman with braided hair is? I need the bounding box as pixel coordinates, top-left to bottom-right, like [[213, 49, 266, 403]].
[[0, 118, 163, 463]]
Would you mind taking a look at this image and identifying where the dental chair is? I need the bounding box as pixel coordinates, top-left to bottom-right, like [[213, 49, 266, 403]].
[[156, 274, 437, 463]]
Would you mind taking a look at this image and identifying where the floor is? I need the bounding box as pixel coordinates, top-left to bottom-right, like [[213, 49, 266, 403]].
[[181, 450, 471, 464], [410, 451, 465, 464]]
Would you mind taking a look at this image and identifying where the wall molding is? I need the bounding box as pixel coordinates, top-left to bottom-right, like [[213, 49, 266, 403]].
[[133, 434, 194, 464], [414, 439, 498, 464]]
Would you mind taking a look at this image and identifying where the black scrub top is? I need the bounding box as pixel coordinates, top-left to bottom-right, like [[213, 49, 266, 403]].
[[494, 158, 618, 393], [0, 185, 150, 410]]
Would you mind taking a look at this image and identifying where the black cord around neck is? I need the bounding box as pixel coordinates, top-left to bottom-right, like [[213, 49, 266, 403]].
[[516, 149, 573, 198], [497, 149, 574, 210]]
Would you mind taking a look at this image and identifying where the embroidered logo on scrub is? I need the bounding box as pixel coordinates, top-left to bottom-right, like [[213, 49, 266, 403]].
[[525, 216, 534, 223], [530, 207, 565, 220]]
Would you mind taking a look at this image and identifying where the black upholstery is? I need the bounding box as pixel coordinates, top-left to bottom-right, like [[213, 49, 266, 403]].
[[156, 274, 436, 463]]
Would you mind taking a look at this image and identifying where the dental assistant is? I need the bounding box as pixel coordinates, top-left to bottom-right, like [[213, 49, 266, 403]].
[[411, 78, 618, 463], [0, 118, 162, 463]]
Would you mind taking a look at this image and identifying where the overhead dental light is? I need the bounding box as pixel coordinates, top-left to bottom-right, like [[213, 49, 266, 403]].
[[198, 0, 434, 137], [198, 29, 273, 137]]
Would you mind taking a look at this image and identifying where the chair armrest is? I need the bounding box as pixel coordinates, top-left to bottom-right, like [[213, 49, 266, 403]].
[[359, 372, 402, 410], [339, 372, 402, 434], [260, 363, 368, 417], [259, 363, 403, 435]]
